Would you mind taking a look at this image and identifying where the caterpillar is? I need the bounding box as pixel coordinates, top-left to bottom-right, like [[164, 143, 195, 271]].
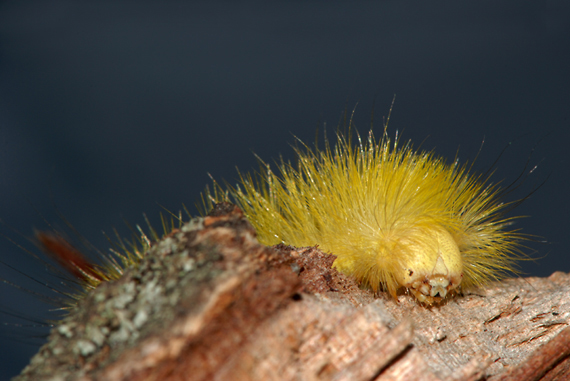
[[204, 113, 530, 305], [11, 108, 531, 313]]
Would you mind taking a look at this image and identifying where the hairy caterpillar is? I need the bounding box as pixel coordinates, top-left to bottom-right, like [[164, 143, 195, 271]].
[[10, 109, 531, 313], [205, 114, 530, 305]]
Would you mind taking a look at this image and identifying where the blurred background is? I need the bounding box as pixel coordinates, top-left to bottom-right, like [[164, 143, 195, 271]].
[[0, 1, 569, 378]]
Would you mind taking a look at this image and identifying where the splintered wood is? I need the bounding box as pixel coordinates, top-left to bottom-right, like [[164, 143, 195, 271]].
[[15, 203, 570, 381]]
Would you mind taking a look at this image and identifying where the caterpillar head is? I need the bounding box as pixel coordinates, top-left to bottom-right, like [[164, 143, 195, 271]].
[[397, 227, 463, 305]]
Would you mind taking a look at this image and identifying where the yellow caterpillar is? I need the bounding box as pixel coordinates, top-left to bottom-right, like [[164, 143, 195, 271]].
[[29, 109, 530, 308], [205, 116, 528, 305]]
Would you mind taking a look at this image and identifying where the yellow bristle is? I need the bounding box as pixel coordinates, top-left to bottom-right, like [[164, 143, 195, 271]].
[[205, 117, 529, 305]]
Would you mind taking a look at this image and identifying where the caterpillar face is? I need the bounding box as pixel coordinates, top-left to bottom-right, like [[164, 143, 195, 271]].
[[397, 228, 463, 305]]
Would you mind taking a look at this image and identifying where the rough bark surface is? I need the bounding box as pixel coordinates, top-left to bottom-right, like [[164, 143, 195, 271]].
[[15, 203, 570, 381]]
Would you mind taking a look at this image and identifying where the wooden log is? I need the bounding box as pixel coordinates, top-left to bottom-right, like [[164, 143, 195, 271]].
[[14, 203, 570, 381]]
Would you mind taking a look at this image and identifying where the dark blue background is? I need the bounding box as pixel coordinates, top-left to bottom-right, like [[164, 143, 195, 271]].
[[1, 1, 569, 379]]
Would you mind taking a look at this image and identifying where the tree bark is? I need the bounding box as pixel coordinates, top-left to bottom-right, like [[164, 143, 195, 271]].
[[15, 203, 570, 381]]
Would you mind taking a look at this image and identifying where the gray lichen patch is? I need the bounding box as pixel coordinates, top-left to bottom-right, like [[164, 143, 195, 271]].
[[15, 205, 282, 381]]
